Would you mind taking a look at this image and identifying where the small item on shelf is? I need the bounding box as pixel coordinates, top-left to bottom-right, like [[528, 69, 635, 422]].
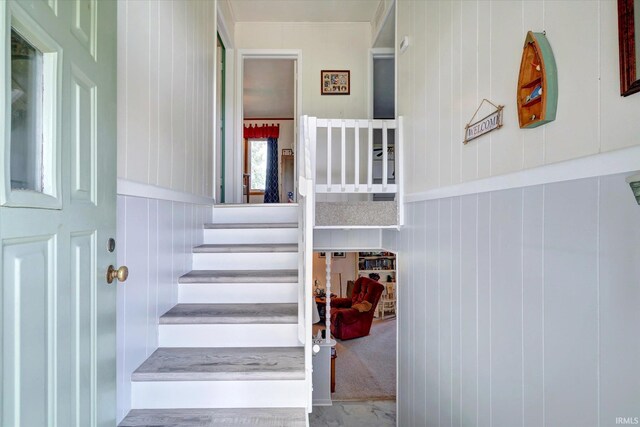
[[368, 273, 380, 281], [525, 84, 542, 104]]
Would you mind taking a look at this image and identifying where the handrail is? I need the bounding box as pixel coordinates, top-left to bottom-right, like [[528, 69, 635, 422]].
[[397, 116, 404, 226], [297, 115, 315, 413]]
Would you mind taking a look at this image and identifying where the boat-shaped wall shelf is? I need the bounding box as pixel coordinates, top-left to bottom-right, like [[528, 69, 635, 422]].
[[517, 31, 558, 129]]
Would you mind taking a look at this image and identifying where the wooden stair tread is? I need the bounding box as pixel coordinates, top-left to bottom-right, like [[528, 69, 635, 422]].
[[193, 243, 298, 253], [131, 347, 304, 382], [160, 303, 298, 324], [204, 222, 298, 229], [179, 270, 298, 284]]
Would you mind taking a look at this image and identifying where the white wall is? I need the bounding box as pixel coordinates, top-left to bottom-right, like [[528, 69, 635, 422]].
[[117, 0, 216, 198], [116, 194, 211, 422], [397, 172, 640, 426], [217, 0, 235, 47], [313, 228, 385, 251], [234, 22, 373, 202], [235, 22, 371, 119], [397, 0, 640, 195], [312, 252, 357, 293]]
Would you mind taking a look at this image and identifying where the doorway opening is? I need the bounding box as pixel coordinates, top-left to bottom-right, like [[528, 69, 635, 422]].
[[311, 251, 397, 407], [241, 57, 296, 204]]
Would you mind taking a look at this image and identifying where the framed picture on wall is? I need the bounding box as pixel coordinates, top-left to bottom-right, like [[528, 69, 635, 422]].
[[321, 70, 350, 95]]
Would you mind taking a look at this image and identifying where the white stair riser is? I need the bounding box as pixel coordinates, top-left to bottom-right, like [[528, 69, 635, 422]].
[[203, 228, 298, 245], [131, 380, 307, 409], [179, 282, 298, 304], [212, 206, 298, 224], [193, 252, 298, 270], [158, 324, 301, 347]]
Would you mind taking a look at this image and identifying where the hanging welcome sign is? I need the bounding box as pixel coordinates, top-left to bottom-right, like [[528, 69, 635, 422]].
[[463, 99, 504, 144]]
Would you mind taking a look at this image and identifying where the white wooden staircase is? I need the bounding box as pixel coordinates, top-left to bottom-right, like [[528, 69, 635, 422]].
[[119, 204, 309, 426]]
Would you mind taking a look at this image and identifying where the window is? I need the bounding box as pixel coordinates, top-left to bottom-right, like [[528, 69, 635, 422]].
[[3, 12, 60, 209], [10, 28, 44, 192], [248, 139, 267, 192]]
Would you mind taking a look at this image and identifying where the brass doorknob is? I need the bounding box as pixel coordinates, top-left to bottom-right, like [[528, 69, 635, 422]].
[[106, 265, 128, 284]]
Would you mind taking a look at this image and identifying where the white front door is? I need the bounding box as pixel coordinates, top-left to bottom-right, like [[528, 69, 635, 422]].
[[1, 1, 117, 426]]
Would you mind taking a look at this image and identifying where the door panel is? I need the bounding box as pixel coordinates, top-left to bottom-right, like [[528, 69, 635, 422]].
[[70, 230, 96, 427], [71, 0, 97, 59], [70, 66, 97, 204], [3, 236, 54, 427], [1, 1, 117, 426]]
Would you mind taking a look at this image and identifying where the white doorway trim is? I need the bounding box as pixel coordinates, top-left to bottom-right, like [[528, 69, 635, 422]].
[[233, 49, 303, 204], [215, 3, 235, 203], [368, 48, 395, 120]]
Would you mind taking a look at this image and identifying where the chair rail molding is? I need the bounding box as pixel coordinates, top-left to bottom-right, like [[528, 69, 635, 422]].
[[405, 144, 640, 203], [117, 178, 215, 205]]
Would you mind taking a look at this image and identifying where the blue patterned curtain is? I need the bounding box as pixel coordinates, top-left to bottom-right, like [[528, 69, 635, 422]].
[[263, 137, 279, 203]]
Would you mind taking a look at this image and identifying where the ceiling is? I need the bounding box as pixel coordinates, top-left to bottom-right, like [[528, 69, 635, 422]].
[[243, 59, 295, 118], [228, 0, 381, 23]]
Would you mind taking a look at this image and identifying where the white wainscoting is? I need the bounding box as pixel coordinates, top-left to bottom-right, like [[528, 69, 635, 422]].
[[397, 172, 640, 426], [116, 192, 212, 422]]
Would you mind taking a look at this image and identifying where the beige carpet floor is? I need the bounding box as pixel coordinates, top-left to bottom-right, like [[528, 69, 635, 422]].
[[332, 318, 397, 401]]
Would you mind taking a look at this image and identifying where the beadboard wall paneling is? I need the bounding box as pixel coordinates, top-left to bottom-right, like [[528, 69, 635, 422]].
[[117, 0, 215, 198], [397, 0, 640, 194], [397, 172, 640, 426], [116, 196, 211, 423]]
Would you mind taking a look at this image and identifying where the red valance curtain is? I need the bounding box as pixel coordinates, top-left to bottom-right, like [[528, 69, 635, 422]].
[[243, 124, 280, 139]]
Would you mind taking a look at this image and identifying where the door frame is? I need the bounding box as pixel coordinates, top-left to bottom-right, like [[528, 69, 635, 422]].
[[216, 4, 233, 203], [216, 33, 226, 203], [234, 49, 302, 204]]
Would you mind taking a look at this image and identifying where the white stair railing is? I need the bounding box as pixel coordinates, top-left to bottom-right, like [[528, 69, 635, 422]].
[[313, 118, 401, 196], [296, 115, 403, 412], [297, 115, 315, 413]]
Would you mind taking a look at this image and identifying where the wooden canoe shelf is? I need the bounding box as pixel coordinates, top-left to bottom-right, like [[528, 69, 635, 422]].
[[517, 31, 558, 128]]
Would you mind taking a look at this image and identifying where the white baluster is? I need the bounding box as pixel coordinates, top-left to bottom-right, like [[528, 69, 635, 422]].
[[325, 252, 331, 344], [326, 120, 332, 191], [341, 120, 346, 191], [367, 121, 373, 191], [382, 120, 388, 191], [354, 121, 360, 192]]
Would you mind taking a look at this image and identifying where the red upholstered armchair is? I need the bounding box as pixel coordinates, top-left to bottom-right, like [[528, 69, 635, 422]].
[[330, 277, 385, 340]]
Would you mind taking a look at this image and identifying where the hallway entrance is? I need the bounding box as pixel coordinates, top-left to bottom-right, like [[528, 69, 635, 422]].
[[241, 57, 296, 204]]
